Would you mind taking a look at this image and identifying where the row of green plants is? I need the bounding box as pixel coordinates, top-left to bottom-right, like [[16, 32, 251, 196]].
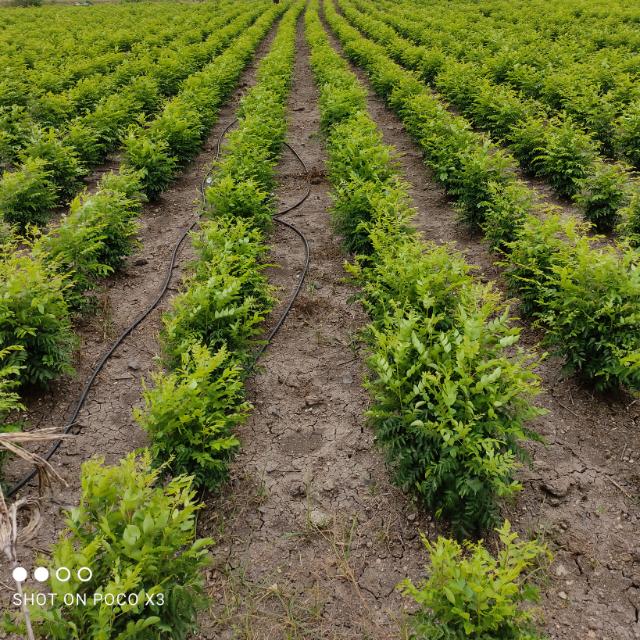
[[324, 0, 640, 393], [0, 3, 265, 229], [0, 2, 239, 154], [342, 0, 640, 236], [6, 4, 301, 638], [310, 0, 544, 538], [0, 4, 278, 392], [306, 3, 550, 637], [374, 0, 640, 167], [0, 168, 145, 387]]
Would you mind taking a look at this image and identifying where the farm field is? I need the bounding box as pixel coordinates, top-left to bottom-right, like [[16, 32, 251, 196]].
[[0, 1, 638, 639]]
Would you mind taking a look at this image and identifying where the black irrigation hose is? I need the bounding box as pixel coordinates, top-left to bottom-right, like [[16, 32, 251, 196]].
[[251, 141, 311, 365], [7, 221, 198, 499], [8, 120, 312, 498]]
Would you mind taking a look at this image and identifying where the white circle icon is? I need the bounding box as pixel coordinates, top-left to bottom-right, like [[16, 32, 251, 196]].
[[55, 567, 71, 582], [77, 567, 92, 582], [33, 567, 49, 582], [12, 567, 27, 583]]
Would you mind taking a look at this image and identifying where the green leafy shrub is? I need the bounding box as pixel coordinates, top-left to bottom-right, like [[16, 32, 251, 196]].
[[64, 122, 103, 169], [328, 113, 405, 252], [123, 131, 177, 200], [34, 169, 143, 310], [0, 220, 16, 248], [0, 345, 25, 475], [506, 215, 640, 390], [0, 106, 32, 166], [0, 158, 57, 228], [533, 118, 595, 198], [366, 293, 542, 537], [352, 232, 474, 326], [615, 100, 640, 168], [482, 181, 532, 252], [617, 189, 640, 247], [20, 128, 86, 200], [33, 210, 111, 312], [161, 217, 273, 366], [135, 343, 246, 490], [0, 251, 75, 386], [28, 451, 212, 640], [400, 521, 550, 639], [541, 241, 640, 391], [93, 169, 145, 268], [205, 175, 272, 229], [30, 92, 73, 129], [149, 102, 205, 164], [319, 85, 367, 132], [507, 117, 548, 172], [504, 214, 577, 316], [574, 161, 629, 233], [451, 144, 514, 229]]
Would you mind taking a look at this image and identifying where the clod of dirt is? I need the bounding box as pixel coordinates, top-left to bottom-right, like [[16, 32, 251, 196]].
[[309, 508, 333, 529], [541, 477, 573, 498]]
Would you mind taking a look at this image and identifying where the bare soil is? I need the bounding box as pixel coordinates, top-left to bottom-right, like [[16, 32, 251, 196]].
[[322, 8, 640, 640]]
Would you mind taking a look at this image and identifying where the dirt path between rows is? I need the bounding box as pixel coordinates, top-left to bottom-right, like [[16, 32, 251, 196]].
[[0, 20, 282, 627], [321, 6, 640, 640], [196, 17, 434, 640]]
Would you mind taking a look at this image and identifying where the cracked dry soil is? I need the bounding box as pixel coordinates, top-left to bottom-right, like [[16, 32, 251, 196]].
[[196, 19, 435, 640]]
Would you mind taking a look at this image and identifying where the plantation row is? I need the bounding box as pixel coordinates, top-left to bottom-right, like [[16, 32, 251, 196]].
[[5, 2, 303, 637], [0, 2, 269, 229], [2, 1, 633, 637], [306, 2, 549, 636], [376, 0, 640, 165], [340, 0, 640, 238], [324, 0, 640, 393]]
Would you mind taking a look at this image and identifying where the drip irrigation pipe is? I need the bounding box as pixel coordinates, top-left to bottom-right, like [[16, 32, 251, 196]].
[[8, 119, 311, 498]]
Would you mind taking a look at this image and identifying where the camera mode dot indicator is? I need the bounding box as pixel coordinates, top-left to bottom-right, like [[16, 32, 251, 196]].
[[34, 567, 49, 582], [12, 567, 27, 583]]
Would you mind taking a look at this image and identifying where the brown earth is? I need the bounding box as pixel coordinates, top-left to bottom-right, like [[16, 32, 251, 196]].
[[196, 16, 436, 640]]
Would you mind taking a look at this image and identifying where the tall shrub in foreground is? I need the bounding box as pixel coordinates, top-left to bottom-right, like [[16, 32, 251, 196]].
[[28, 452, 212, 640], [401, 521, 550, 639]]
